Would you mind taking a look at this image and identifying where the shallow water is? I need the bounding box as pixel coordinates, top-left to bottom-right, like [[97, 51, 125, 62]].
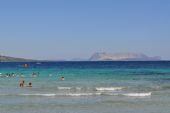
[[0, 61, 170, 113]]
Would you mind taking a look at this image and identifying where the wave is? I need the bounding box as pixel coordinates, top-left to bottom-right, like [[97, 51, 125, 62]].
[[0, 92, 152, 97], [57, 87, 72, 90], [20, 92, 151, 97], [95, 87, 123, 91], [20, 93, 56, 97], [64, 93, 101, 96], [123, 92, 151, 97], [56, 86, 124, 91], [18, 93, 101, 97], [57, 87, 82, 90]]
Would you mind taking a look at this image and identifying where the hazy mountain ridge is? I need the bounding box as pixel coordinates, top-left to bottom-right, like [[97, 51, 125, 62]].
[[89, 52, 161, 61]]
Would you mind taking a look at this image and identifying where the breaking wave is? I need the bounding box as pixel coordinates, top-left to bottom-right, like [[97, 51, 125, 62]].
[[19, 93, 101, 97], [21, 93, 56, 97], [123, 92, 152, 97], [57, 87, 72, 90], [95, 87, 123, 91], [57, 87, 82, 90]]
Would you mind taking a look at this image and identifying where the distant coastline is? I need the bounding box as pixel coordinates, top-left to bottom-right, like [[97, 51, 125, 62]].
[[0, 52, 163, 62], [0, 55, 36, 62]]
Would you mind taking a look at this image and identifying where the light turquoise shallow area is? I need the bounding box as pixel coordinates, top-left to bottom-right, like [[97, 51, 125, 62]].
[[0, 61, 170, 113]]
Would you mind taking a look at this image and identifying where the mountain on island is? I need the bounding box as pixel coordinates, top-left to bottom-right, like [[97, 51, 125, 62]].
[[89, 52, 161, 61], [0, 55, 35, 62]]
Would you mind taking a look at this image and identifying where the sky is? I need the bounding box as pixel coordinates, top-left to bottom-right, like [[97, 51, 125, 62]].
[[0, 0, 170, 60]]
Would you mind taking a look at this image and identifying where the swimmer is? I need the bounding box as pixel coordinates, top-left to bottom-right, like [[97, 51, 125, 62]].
[[32, 74, 37, 78], [60, 76, 65, 81], [19, 80, 25, 87], [22, 64, 28, 68], [27, 82, 32, 87], [32, 72, 39, 77]]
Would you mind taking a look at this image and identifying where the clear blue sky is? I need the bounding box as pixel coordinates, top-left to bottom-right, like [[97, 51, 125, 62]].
[[0, 0, 170, 60]]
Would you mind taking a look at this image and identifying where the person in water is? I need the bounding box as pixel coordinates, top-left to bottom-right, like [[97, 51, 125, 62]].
[[22, 64, 28, 68], [19, 80, 25, 87], [60, 76, 65, 81], [27, 82, 32, 87]]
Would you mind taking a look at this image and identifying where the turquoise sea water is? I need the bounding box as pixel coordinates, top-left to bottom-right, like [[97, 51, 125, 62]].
[[0, 61, 170, 113]]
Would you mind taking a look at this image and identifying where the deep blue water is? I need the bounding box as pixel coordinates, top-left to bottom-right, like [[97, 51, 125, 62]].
[[1, 61, 170, 68]]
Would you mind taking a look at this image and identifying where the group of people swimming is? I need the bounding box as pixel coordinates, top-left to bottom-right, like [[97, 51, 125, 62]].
[[0, 72, 40, 78], [19, 76, 64, 88], [0, 73, 16, 77], [19, 80, 32, 87]]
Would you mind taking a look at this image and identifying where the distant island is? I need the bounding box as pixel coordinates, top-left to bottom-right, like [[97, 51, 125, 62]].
[[0, 52, 162, 62], [89, 52, 161, 61], [0, 55, 35, 62]]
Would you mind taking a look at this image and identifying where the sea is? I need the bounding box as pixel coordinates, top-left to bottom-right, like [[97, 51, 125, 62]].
[[0, 61, 170, 113]]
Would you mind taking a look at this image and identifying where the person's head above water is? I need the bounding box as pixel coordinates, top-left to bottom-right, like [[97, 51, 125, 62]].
[[27, 82, 32, 87], [60, 76, 65, 81]]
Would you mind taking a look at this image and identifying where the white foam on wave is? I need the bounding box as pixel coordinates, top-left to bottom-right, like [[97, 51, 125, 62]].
[[57, 87, 72, 90], [57, 87, 82, 90], [96, 87, 123, 91], [21, 93, 56, 97], [123, 92, 152, 97], [101, 93, 120, 96], [20, 93, 101, 97], [64, 93, 101, 96]]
